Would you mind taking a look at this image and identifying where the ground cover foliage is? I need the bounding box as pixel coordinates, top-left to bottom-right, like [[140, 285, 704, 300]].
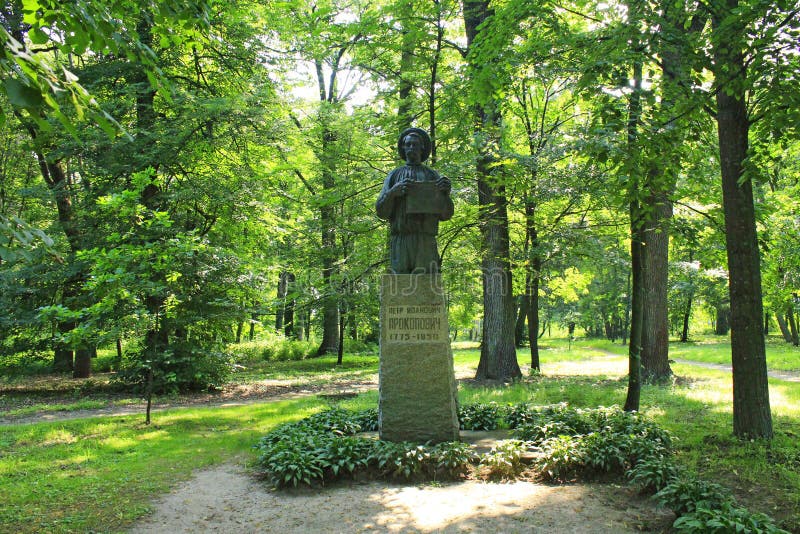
[[255, 403, 787, 533]]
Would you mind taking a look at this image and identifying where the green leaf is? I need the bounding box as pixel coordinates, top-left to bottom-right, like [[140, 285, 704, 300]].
[[2, 78, 44, 109]]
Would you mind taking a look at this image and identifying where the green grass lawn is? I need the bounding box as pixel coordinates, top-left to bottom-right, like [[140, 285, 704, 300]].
[[0, 398, 326, 533], [1, 338, 799, 532]]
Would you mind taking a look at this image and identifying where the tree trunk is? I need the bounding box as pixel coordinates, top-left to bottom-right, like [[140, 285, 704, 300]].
[[54, 348, 74, 373], [525, 195, 542, 373], [73, 348, 92, 379], [681, 292, 693, 342], [526, 254, 541, 373], [514, 296, 527, 347], [715, 304, 730, 335], [625, 213, 645, 411], [314, 68, 340, 355], [622, 270, 631, 346], [787, 305, 799, 346], [337, 305, 346, 365], [275, 273, 286, 332], [713, 0, 772, 438], [624, 39, 644, 413], [397, 1, 415, 133], [641, 195, 673, 380], [776, 312, 792, 343], [284, 274, 296, 338], [464, 0, 521, 382], [235, 321, 244, 343]]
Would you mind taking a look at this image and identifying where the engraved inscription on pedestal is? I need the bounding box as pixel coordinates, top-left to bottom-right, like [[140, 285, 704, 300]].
[[379, 274, 460, 444], [384, 304, 446, 343]]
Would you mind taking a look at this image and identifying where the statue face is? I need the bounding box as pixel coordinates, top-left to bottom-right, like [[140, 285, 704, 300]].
[[403, 134, 423, 164]]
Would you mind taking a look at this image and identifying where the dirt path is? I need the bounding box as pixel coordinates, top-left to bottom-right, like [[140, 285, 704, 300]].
[[128, 463, 674, 534], [0, 376, 379, 426], [4, 357, 798, 426], [672, 359, 800, 382], [588, 347, 800, 382]]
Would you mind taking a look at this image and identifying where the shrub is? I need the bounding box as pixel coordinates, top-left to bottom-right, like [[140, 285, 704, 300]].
[[504, 402, 536, 429], [459, 402, 501, 431], [655, 476, 733, 516], [535, 435, 585, 480], [514, 420, 576, 444], [672, 503, 789, 534], [581, 430, 629, 473], [626, 455, 682, 493], [317, 436, 373, 478], [303, 407, 362, 436], [352, 408, 379, 432], [114, 345, 233, 394], [344, 339, 378, 355], [255, 426, 328, 487], [431, 441, 478, 479], [480, 439, 528, 478], [258, 338, 316, 361], [369, 440, 431, 480], [513, 403, 594, 443]]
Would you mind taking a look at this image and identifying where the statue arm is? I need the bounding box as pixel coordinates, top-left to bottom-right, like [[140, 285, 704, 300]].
[[440, 193, 454, 221], [375, 173, 396, 220], [434, 170, 454, 221]]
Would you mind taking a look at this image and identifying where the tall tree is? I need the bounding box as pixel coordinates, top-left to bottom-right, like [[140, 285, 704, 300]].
[[640, 1, 707, 380], [709, 0, 773, 438], [464, 0, 521, 381]]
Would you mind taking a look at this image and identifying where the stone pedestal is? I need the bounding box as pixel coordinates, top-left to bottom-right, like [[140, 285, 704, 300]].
[[379, 274, 460, 443]]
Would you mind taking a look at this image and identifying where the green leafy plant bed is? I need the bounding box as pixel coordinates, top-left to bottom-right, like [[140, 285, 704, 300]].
[[255, 403, 788, 533]]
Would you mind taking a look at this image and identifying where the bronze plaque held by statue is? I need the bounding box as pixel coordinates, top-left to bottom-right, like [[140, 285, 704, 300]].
[[405, 181, 447, 215]]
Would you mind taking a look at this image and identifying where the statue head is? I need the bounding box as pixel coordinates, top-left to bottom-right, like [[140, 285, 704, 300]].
[[397, 127, 431, 164]]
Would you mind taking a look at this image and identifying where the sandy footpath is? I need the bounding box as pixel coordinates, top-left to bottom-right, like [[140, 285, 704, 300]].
[[129, 463, 674, 533]]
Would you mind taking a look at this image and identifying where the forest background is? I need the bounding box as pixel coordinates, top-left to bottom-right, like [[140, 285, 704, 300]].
[[1, 0, 799, 441]]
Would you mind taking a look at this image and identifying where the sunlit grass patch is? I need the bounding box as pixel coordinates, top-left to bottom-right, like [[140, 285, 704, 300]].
[[0, 398, 326, 533]]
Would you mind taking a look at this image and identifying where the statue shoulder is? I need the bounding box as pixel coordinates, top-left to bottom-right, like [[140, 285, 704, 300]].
[[386, 166, 404, 183], [421, 165, 440, 179]]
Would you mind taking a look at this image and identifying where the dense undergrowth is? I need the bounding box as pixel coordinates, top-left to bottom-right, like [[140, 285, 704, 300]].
[[255, 403, 788, 533]]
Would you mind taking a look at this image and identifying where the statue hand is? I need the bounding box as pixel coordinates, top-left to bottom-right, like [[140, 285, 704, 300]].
[[437, 176, 451, 194], [390, 181, 407, 198]]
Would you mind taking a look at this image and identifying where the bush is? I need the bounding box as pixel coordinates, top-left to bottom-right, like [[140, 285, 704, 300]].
[[317, 436, 373, 478], [369, 440, 431, 480], [653, 468, 789, 533], [480, 439, 528, 478], [431, 441, 478, 478], [255, 424, 329, 487], [655, 476, 733, 516], [303, 407, 362, 436], [517, 405, 673, 480], [114, 344, 233, 394], [459, 402, 501, 431], [673, 503, 789, 534], [352, 408, 379, 432], [626, 455, 682, 493], [344, 339, 378, 355], [504, 402, 536, 429], [535, 435, 585, 480], [263, 339, 317, 361]]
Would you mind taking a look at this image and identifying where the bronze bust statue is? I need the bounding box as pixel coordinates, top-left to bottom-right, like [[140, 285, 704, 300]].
[[376, 128, 454, 274]]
